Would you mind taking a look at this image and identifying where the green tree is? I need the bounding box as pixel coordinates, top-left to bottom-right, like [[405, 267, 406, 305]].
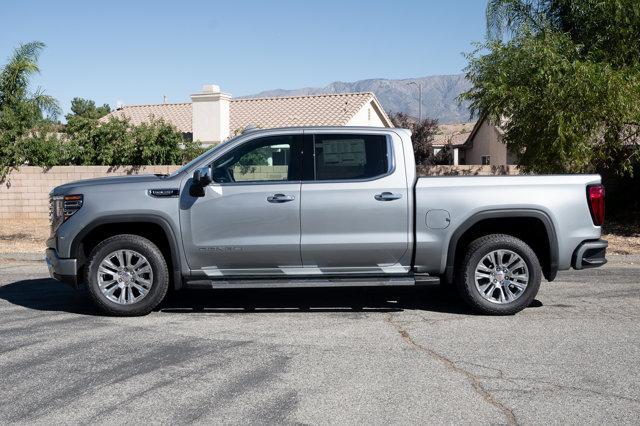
[[390, 112, 441, 166], [90, 117, 134, 165], [181, 138, 208, 163], [0, 41, 60, 178], [63, 97, 112, 160], [64, 113, 205, 166], [15, 122, 74, 168], [133, 118, 186, 165], [66, 97, 111, 120], [432, 143, 453, 166], [462, 0, 640, 175]]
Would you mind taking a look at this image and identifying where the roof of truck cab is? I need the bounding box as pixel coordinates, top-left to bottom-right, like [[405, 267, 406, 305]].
[[228, 125, 409, 136]]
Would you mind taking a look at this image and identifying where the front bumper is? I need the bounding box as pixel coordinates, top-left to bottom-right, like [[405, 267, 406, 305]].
[[572, 239, 608, 270], [45, 248, 78, 287]]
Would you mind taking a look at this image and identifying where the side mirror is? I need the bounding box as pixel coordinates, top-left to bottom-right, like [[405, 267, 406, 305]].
[[193, 167, 212, 187]]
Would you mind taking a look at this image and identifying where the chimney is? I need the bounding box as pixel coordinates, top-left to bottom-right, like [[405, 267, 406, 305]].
[[191, 84, 231, 146]]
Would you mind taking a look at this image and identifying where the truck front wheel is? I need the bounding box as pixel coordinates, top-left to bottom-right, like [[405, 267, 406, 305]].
[[85, 234, 169, 316], [456, 234, 541, 315]]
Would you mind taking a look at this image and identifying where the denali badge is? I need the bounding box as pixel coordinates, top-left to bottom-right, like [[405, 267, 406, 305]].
[[149, 189, 180, 197], [199, 247, 246, 252]]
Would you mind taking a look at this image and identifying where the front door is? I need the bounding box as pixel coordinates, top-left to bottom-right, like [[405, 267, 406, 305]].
[[181, 133, 303, 275], [300, 132, 410, 274]]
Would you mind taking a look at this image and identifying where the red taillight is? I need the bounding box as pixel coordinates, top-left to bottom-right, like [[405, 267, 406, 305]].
[[587, 184, 605, 226]]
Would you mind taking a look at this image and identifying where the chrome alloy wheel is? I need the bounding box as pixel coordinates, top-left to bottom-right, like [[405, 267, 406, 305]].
[[474, 249, 529, 304], [97, 249, 154, 305]]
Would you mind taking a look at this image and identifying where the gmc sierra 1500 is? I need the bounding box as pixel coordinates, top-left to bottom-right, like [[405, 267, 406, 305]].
[[46, 127, 608, 316]]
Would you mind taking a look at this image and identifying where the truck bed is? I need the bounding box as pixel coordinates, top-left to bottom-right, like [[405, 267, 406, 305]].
[[413, 174, 602, 276]]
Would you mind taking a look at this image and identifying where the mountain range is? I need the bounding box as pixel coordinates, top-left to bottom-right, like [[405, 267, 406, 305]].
[[246, 74, 473, 124]]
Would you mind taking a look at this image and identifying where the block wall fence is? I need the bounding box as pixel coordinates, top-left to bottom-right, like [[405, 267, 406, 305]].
[[0, 165, 519, 220], [0, 166, 180, 220]]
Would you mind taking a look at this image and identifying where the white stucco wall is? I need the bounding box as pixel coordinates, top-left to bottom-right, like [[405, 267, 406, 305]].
[[464, 120, 510, 165], [191, 85, 231, 146], [346, 101, 388, 127]]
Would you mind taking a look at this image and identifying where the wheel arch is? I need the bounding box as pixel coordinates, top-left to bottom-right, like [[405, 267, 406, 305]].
[[70, 214, 184, 289], [445, 209, 559, 284]]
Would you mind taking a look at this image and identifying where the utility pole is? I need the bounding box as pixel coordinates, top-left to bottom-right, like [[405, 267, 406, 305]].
[[407, 81, 422, 121]]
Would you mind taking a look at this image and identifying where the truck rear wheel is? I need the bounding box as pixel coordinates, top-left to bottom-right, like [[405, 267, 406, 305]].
[[85, 234, 169, 316], [456, 234, 541, 315]]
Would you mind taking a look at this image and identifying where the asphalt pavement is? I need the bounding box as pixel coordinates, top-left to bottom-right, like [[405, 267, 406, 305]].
[[0, 256, 639, 424]]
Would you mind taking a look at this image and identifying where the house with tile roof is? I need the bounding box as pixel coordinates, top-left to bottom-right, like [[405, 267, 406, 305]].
[[457, 118, 639, 166], [456, 117, 517, 166], [102, 84, 392, 146], [432, 122, 476, 165], [430, 119, 518, 166]]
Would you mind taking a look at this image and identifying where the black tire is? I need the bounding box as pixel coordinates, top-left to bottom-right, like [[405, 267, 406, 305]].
[[455, 234, 541, 315], [86, 234, 169, 316]]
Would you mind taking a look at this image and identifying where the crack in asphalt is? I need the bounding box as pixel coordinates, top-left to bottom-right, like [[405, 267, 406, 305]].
[[513, 378, 640, 404], [458, 360, 640, 405], [384, 313, 518, 426]]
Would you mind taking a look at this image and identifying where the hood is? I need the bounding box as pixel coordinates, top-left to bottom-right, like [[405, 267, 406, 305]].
[[50, 174, 167, 195]]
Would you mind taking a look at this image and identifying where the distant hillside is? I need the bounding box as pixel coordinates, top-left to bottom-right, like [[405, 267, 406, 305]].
[[245, 74, 473, 124]]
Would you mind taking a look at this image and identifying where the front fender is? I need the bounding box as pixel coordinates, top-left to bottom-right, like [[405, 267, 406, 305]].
[[67, 213, 185, 289]]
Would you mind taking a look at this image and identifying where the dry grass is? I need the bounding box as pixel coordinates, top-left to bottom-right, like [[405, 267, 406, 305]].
[[602, 221, 640, 255], [1, 218, 639, 255], [0, 219, 50, 253], [602, 233, 640, 255]]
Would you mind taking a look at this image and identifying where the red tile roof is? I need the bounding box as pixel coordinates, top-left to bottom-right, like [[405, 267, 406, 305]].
[[101, 92, 389, 133], [104, 103, 192, 132]]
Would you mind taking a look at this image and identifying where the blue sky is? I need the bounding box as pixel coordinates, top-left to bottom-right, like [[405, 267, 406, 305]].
[[1, 0, 488, 115]]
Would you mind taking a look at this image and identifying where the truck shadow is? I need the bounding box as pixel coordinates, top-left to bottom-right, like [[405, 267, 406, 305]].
[[0, 278, 542, 316], [161, 284, 473, 315], [0, 278, 101, 316]]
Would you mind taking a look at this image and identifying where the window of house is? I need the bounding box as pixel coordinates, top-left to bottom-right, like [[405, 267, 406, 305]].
[[210, 135, 302, 183], [310, 134, 390, 181], [481, 155, 491, 165]]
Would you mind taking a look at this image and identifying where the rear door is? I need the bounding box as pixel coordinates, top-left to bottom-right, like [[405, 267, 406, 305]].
[[299, 131, 410, 274]]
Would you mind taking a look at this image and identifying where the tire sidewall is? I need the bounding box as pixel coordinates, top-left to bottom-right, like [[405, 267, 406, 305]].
[[86, 235, 169, 316], [459, 235, 541, 315]]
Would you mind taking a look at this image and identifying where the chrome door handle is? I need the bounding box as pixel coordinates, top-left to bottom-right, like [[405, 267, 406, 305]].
[[374, 192, 403, 201], [267, 193, 295, 203]]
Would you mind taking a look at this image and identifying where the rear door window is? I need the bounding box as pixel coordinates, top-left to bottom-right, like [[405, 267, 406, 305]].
[[307, 134, 390, 181]]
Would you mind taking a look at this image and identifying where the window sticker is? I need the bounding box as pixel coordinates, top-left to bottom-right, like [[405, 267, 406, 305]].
[[322, 139, 366, 166]]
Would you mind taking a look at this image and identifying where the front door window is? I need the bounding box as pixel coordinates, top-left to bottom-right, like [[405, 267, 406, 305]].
[[211, 135, 302, 183]]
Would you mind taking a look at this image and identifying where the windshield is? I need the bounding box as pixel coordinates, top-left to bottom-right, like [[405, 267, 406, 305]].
[[169, 135, 242, 177]]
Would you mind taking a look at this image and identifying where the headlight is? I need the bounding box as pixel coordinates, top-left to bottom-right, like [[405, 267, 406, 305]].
[[50, 194, 83, 231], [61, 194, 83, 220]]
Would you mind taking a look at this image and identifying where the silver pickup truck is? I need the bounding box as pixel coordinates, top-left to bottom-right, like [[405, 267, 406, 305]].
[[46, 127, 608, 316]]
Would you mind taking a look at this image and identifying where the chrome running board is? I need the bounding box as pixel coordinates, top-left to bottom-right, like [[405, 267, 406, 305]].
[[184, 275, 438, 290]]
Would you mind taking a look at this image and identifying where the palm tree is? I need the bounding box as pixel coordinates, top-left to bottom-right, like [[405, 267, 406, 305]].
[[485, 0, 570, 40], [0, 41, 60, 120], [0, 41, 60, 179]]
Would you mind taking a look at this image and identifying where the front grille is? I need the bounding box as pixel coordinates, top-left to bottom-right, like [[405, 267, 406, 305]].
[[50, 195, 64, 233]]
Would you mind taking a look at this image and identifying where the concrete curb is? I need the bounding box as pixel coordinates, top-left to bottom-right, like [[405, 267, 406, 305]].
[[0, 252, 44, 262], [606, 254, 640, 265]]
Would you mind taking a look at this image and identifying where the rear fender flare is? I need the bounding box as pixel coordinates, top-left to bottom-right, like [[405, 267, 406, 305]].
[[444, 209, 559, 283]]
